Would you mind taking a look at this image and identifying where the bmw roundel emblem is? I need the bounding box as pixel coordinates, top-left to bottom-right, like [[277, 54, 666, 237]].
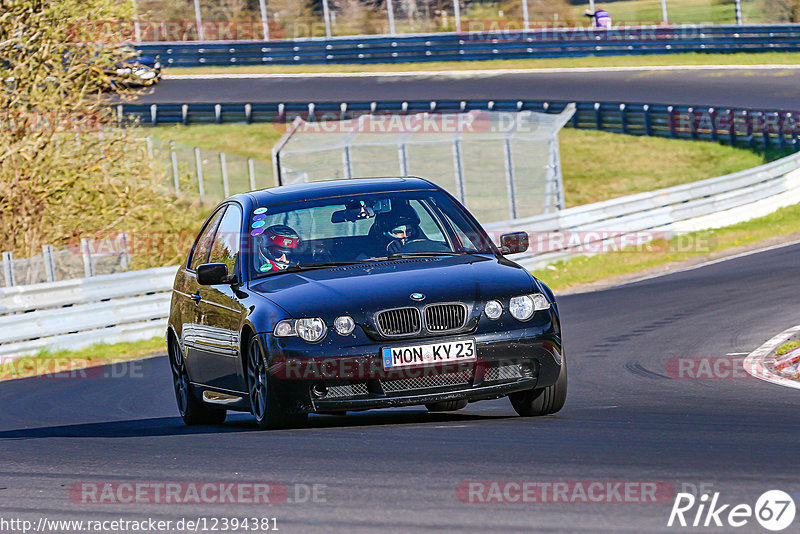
[[410, 293, 425, 301]]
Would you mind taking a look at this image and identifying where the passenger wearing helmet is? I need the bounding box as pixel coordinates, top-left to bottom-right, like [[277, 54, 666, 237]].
[[256, 224, 300, 272]]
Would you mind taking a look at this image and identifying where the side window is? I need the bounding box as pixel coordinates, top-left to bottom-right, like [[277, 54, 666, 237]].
[[188, 208, 225, 271], [208, 204, 242, 273]]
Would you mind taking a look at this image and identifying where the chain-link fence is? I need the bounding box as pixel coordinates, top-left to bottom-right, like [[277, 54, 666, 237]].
[[127, 0, 785, 43], [273, 107, 575, 223], [1, 238, 131, 289]]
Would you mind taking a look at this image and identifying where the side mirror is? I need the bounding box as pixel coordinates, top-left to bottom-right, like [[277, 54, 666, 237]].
[[197, 263, 232, 285], [499, 232, 529, 255]]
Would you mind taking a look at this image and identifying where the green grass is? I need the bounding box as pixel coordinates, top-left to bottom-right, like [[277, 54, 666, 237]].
[[147, 124, 770, 208], [777, 341, 800, 356], [532, 202, 800, 291], [164, 52, 800, 76], [0, 337, 166, 381]]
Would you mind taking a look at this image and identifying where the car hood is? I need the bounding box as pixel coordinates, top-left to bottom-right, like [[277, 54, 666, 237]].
[[248, 254, 536, 319]]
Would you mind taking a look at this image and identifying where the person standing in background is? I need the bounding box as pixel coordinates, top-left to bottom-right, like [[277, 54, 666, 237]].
[[584, 7, 612, 28]]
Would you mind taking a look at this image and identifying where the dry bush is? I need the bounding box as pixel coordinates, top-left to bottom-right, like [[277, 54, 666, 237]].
[[0, 0, 205, 269]]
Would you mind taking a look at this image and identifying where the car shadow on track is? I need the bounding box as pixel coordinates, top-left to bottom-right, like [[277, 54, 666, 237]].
[[0, 411, 517, 440]]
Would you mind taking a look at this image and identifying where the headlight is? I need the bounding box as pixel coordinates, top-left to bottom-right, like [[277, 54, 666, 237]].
[[484, 300, 502, 320], [274, 320, 296, 337], [509, 293, 551, 321], [274, 318, 327, 342], [334, 315, 355, 335], [509, 296, 534, 321], [296, 318, 327, 343]]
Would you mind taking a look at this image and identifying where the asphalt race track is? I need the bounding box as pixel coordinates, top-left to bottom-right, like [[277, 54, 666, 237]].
[[2, 242, 799, 532], [135, 67, 800, 109]]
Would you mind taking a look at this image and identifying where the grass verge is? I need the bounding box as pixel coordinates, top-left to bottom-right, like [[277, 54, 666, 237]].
[[0, 337, 166, 381], [531, 203, 800, 292], [163, 52, 800, 76], [147, 124, 771, 208]]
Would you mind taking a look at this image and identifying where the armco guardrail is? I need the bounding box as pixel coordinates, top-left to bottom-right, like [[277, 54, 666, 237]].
[[135, 24, 800, 66], [0, 266, 178, 360], [485, 150, 800, 267], [3, 151, 800, 360], [122, 100, 800, 150]]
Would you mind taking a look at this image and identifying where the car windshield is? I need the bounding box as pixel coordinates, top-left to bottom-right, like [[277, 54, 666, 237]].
[[248, 190, 496, 277]]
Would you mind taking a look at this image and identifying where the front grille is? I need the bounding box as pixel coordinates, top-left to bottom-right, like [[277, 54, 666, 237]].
[[484, 364, 523, 382], [381, 369, 472, 392], [326, 383, 369, 399], [424, 303, 467, 332], [376, 307, 421, 337]]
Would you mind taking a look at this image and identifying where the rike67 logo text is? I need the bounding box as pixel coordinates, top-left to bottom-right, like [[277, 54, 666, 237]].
[[668, 490, 796, 531]]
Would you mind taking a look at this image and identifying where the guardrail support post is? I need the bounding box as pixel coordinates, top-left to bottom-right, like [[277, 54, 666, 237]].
[[80, 239, 94, 278], [248, 157, 257, 190], [668, 106, 676, 138], [194, 147, 205, 201], [150, 104, 158, 126], [119, 233, 130, 271], [643, 104, 652, 136], [245, 103, 252, 124], [42, 245, 56, 282], [762, 112, 771, 149], [220, 152, 230, 198], [620, 104, 628, 134], [170, 141, 180, 195], [214, 104, 222, 124], [182, 104, 189, 125], [594, 102, 602, 130], [709, 108, 719, 142], [2, 252, 15, 287]]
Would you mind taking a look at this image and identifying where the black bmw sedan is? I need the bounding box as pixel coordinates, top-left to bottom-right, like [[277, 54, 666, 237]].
[[167, 177, 566, 429]]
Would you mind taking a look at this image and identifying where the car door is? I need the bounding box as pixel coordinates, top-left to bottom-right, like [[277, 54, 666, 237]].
[[181, 207, 226, 385], [195, 203, 245, 392]]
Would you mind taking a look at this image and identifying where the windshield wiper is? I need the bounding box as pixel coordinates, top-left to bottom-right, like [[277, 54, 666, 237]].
[[359, 252, 464, 262]]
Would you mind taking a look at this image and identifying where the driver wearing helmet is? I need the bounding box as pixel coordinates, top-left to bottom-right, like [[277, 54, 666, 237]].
[[257, 224, 300, 271], [377, 207, 422, 254]]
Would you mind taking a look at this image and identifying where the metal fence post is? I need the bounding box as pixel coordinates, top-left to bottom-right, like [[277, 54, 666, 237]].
[[258, 0, 270, 40], [145, 136, 154, 160], [342, 144, 353, 179], [522, 0, 530, 30], [398, 142, 409, 176], [453, 0, 462, 32], [170, 141, 180, 195], [42, 245, 56, 282], [735, 0, 743, 24], [2, 251, 15, 287], [502, 138, 518, 220], [220, 152, 230, 198], [452, 139, 466, 204], [248, 157, 257, 190], [321, 0, 332, 38], [193, 0, 204, 40], [194, 147, 205, 200], [386, 0, 396, 35], [80, 239, 94, 278], [119, 232, 130, 271]]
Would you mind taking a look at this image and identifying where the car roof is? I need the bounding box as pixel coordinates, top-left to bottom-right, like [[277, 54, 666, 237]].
[[236, 177, 440, 207]]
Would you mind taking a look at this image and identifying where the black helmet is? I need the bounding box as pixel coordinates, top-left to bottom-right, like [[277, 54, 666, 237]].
[[257, 225, 300, 270], [377, 205, 421, 240]]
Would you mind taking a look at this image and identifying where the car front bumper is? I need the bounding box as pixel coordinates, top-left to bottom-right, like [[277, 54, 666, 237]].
[[265, 327, 563, 414]]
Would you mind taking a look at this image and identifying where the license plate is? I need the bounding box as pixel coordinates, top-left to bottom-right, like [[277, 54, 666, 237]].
[[381, 339, 476, 370]]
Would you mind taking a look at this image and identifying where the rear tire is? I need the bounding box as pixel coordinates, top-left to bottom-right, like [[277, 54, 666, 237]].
[[246, 336, 307, 430], [425, 399, 468, 412], [169, 335, 226, 426], [509, 355, 567, 417]]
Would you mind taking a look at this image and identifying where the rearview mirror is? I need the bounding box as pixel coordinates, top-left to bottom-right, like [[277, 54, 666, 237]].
[[197, 263, 232, 285], [331, 205, 375, 223], [499, 232, 529, 255]]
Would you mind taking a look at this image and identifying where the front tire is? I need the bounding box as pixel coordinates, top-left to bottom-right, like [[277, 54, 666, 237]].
[[169, 336, 226, 426], [246, 336, 307, 430], [509, 355, 567, 417]]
